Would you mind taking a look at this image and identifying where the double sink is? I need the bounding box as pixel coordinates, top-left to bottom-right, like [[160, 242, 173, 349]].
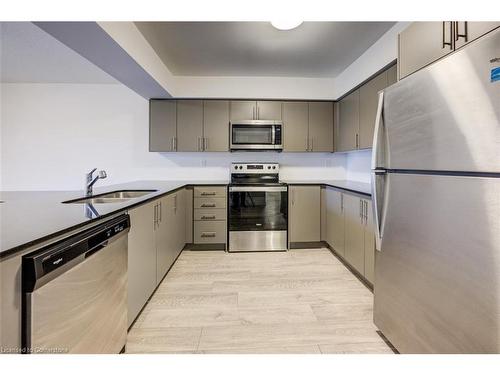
[[63, 190, 157, 204]]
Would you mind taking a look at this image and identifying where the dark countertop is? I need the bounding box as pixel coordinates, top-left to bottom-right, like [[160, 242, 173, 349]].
[[0, 180, 228, 258], [281, 179, 372, 196], [0, 178, 371, 258]]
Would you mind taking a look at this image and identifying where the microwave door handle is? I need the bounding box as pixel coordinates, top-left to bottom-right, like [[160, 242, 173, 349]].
[[272, 126, 276, 145]]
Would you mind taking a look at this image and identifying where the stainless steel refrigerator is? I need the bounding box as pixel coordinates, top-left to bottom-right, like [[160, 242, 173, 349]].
[[372, 28, 500, 353]]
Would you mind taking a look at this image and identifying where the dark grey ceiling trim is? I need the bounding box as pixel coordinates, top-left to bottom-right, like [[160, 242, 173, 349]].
[[34, 22, 171, 99]]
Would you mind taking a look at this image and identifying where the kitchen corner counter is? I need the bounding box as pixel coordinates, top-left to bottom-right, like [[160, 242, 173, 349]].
[[0, 180, 229, 258], [282, 179, 372, 196]]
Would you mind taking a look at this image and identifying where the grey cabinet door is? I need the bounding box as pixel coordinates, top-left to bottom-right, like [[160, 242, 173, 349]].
[[256, 101, 282, 120], [359, 71, 387, 149], [289, 185, 321, 243], [173, 189, 186, 257], [326, 188, 345, 257], [203, 100, 229, 151], [150, 100, 176, 152], [338, 90, 359, 152], [282, 101, 309, 152], [454, 22, 500, 49], [308, 102, 333, 152], [230, 101, 256, 121], [399, 22, 454, 79], [363, 199, 375, 284], [387, 64, 398, 86], [156, 195, 175, 284], [177, 100, 203, 152], [343, 194, 365, 274], [128, 201, 157, 326]]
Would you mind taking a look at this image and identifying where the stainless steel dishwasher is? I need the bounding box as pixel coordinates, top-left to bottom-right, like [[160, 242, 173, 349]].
[[22, 214, 130, 354]]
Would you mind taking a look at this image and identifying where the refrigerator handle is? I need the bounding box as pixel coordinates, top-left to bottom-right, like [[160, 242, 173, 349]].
[[371, 171, 387, 252], [371, 91, 385, 170]]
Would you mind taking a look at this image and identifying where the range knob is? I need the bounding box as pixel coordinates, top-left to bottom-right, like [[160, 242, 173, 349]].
[[239, 166, 243, 169], [234, 165, 238, 169], [272, 166, 276, 169], [267, 166, 271, 169]]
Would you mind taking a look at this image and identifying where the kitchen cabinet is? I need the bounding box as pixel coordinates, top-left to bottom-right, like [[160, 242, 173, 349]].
[[454, 22, 500, 48], [359, 70, 387, 149], [343, 194, 366, 273], [230, 100, 282, 121], [289, 185, 321, 243], [176, 100, 204, 152], [283, 101, 309, 152], [157, 190, 186, 283], [193, 186, 227, 246], [308, 102, 334, 152], [325, 187, 345, 256], [399, 22, 499, 79], [150, 100, 176, 152], [364, 199, 375, 284], [337, 90, 359, 152], [128, 201, 158, 326], [203, 100, 229, 151]]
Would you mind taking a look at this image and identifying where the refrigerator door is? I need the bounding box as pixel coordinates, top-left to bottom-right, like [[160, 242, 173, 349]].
[[382, 29, 500, 173], [374, 172, 500, 353]]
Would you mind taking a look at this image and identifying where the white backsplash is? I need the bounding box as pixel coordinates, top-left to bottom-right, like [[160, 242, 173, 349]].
[[345, 149, 372, 183]]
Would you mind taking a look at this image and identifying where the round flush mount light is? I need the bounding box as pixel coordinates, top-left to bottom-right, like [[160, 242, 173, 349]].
[[270, 20, 303, 31]]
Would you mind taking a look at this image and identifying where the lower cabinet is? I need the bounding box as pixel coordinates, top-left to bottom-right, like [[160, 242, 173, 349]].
[[127, 201, 158, 327], [289, 185, 321, 243], [324, 187, 375, 284], [128, 189, 186, 327], [193, 186, 227, 246]]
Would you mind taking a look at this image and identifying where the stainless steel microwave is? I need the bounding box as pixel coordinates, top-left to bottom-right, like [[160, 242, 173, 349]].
[[230, 120, 283, 151]]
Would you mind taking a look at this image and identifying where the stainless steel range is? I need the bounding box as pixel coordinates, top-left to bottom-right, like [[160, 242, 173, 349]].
[[228, 163, 288, 252]]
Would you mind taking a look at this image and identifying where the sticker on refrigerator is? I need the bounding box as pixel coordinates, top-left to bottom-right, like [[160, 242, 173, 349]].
[[491, 67, 500, 83]]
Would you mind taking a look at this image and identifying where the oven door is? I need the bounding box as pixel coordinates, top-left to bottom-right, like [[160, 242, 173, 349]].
[[228, 185, 288, 252], [230, 122, 281, 150]]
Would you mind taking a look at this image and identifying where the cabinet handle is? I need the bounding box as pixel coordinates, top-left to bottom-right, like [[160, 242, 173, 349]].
[[203, 137, 208, 151], [159, 201, 162, 223], [171, 137, 175, 152], [201, 232, 216, 238], [310, 138, 314, 152], [201, 215, 216, 220], [455, 21, 468, 42], [201, 192, 216, 196], [360, 199, 363, 220], [154, 204, 158, 229], [201, 203, 216, 208], [341, 194, 344, 212], [442, 21, 453, 50], [306, 137, 309, 151], [355, 133, 359, 149], [253, 106, 256, 120]]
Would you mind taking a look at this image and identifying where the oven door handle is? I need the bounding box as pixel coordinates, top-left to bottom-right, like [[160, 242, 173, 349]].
[[229, 186, 287, 192]]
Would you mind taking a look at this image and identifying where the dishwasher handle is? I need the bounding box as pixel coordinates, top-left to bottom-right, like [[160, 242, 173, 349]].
[[22, 214, 130, 293]]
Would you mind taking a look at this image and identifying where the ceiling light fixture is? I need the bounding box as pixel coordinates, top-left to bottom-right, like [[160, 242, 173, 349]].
[[270, 20, 303, 31]]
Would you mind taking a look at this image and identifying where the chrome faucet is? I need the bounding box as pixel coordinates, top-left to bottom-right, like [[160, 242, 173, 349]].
[[85, 168, 107, 196]]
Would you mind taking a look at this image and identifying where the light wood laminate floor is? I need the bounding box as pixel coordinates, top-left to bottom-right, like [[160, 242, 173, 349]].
[[126, 248, 394, 354]]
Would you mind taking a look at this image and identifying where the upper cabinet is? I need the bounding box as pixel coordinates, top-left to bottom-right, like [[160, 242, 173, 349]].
[[337, 90, 359, 152], [150, 99, 333, 153], [336, 65, 395, 152], [282, 101, 309, 152], [229, 101, 282, 121], [176, 100, 203, 152], [203, 100, 229, 152], [282, 101, 334, 152], [308, 102, 334, 152], [399, 22, 499, 79], [150, 100, 176, 152], [359, 71, 387, 149]]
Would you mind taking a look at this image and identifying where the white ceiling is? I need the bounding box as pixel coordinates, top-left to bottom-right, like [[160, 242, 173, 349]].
[[135, 22, 396, 78], [0, 22, 116, 84]]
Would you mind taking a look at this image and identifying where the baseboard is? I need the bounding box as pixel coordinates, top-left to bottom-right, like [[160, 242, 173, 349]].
[[289, 241, 324, 249], [184, 243, 226, 251]]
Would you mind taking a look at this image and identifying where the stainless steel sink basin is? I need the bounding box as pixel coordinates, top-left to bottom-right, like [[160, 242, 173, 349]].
[[63, 190, 157, 204]]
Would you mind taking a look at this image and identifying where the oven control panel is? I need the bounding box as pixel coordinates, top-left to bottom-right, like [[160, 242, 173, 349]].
[[231, 163, 279, 174]]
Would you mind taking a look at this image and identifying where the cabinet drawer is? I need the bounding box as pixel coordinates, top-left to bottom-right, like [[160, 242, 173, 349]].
[[194, 197, 226, 209], [194, 221, 227, 244], [193, 186, 226, 198], [194, 209, 226, 221]]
